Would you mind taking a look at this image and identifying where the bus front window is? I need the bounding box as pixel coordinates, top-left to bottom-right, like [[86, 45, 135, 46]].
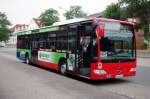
[[100, 37, 135, 62], [99, 22, 136, 62]]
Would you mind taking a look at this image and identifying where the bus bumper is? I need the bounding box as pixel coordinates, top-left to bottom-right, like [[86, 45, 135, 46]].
[[90, 62, 136, 80]]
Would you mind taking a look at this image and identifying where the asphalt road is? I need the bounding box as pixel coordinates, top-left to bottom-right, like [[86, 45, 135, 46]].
[[0, 48, 150, 99]]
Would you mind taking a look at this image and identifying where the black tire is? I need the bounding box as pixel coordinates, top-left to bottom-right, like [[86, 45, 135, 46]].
[[59, 60, 67, 75]]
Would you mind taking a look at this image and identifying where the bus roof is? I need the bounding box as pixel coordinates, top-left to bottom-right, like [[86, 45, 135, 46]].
[[17, 18, 134, 36], [97, 18, 134, 25], [52, 18, 91, 26]]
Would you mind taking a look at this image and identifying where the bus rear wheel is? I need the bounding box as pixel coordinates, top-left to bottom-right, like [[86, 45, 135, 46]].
[[25, 56, 30, 64], [59, 60, 67, 75]]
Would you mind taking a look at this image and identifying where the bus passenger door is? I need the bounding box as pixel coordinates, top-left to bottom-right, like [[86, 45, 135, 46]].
[[77, 25, 92, 77], [31, 34, 39, 64], [67, 25, 78, 73]]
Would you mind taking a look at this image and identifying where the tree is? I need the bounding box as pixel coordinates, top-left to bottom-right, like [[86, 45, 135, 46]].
[[119, 0, 150, 24], [119, 0, 150, 41], [0, 12, 11, 42], [63, 6, 87, 20], [102, 3, 125, 20], [39, 8, 59, 26]]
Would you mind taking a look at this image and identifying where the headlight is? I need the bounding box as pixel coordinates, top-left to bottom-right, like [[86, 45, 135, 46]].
[[130, 68, 136, 72]]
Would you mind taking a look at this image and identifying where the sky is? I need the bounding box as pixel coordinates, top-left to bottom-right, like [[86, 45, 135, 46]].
[[0, 0, 118, 26]]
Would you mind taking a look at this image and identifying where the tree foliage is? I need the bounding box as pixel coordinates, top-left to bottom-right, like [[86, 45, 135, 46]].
[[102, 3, 122, 20], [119, 0, 150, 24], [63, 6, 87, 20], [119, 0, 150, 40], [0, 12, 11, 42], [39, 8, 59, 26], [102, 3, 128, 20]]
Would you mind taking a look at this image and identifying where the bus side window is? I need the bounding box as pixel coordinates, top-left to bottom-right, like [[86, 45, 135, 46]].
[[48, 33, 56, 51], [56, 31, 68, 51], [68, 31, 76, 53]]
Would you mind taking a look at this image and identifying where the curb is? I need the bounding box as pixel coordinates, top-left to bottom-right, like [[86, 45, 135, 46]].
[[137, 56, 150, 58]]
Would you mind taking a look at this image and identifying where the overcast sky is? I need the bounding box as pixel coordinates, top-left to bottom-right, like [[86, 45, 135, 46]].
[[0, 0, 118, 26]]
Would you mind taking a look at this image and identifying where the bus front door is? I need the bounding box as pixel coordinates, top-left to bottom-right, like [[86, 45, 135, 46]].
[[31, 40, 38, 64], [67, 25, 77, 73], [77, 25, 91, 77]]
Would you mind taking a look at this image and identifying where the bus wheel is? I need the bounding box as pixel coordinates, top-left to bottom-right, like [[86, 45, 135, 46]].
[[60, 60, 67, 75], [25, 56, 30, 64]]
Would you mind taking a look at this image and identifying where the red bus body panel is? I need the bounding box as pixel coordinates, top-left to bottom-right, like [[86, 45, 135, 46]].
[[38, 60, 59, 71], [91, 62, 136, 80], [90, 18, 136, 80]]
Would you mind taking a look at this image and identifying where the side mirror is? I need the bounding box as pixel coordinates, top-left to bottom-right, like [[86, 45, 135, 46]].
[[96, 25, 104, 38]]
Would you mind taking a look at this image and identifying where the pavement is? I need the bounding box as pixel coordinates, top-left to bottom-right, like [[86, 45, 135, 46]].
[[137, 58, 150, 67], [0, 47, 150, 99], [137, 50, 150, 58]]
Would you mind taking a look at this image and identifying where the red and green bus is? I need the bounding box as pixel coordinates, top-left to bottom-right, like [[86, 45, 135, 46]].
[[17, 18, 136, 80]]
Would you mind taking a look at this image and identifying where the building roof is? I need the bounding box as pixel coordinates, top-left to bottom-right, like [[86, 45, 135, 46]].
[[87, 12, 103, 18], [32, 18, 43, 27]]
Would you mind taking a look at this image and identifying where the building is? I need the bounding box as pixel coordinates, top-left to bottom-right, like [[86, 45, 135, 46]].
[[87, 12, 103, 18], [128, 18, 145, 49], [8, 18, 43, 45], [7, 24, 28, 45], [12, 24, 29, 32]]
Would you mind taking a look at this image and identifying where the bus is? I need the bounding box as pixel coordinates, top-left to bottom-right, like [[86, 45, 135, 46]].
[[17, 18, 136, 80]]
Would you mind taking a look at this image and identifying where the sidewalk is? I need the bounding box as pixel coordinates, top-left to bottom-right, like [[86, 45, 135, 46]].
[[5, 44, 16, 48], [137, 58, 150, 68], [137, 50, 150, 58]]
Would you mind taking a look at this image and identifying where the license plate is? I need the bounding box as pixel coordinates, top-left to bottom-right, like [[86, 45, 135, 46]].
[[116, 74, 123, 78]]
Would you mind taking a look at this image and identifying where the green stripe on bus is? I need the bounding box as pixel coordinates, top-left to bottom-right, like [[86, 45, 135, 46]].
[[17, 48, 32, 58], [39, 51, 66, 64], [17, 31, 32, 36], [39, 26, 59, 33], [17, 26, 59, 36]]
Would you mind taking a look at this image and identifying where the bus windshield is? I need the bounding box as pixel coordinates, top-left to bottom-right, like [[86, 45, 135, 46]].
[[100, 22, 135, 62]]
